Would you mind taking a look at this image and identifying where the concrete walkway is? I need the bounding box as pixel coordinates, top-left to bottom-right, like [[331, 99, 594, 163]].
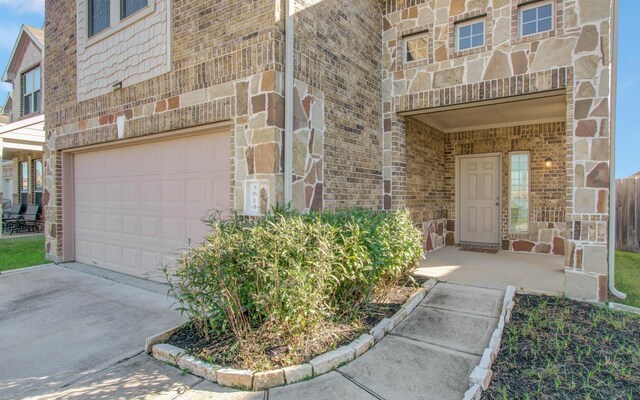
[[34, 282, 504, 400]]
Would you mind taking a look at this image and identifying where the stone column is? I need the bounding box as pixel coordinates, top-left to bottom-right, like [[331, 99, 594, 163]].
[[563, 0, 613, 301], [232, 71, 285, 216]]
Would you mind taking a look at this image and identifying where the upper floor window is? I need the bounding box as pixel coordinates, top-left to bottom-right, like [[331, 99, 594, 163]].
[[89, 0, 111, 37], [22, 67, 41, 116], [456, 19, 485, 51], [519, 1, 553, 37], [121, 0, 148, 19], [404, 32, 429, 63]]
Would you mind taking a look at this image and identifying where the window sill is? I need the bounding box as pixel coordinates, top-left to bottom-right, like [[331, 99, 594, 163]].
[[452, 44, 490, 59], [19, 112, 43, 121], [84, 3, 155, 48], [511, 28, 558, 46]]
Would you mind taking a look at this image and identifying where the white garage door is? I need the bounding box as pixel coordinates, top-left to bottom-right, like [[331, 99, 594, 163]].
[[74, 131, 230, 281]]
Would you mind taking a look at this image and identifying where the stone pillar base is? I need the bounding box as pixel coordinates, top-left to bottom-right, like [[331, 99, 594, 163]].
[[564, 269, 607, 302]]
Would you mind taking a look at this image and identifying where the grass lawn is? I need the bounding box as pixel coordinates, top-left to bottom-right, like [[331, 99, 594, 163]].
[[484, 295, 640, 399], [615, 251, 640, 308], [0, 235, 49, 272]]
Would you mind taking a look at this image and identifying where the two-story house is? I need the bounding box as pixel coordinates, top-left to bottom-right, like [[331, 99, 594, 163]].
[[0, 25, 46, 228], [44, 0, 617, 301]]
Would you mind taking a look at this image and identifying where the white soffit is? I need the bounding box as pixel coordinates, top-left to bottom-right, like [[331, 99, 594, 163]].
[[0, 115, 45, 146], [413, 93, 566, 133]]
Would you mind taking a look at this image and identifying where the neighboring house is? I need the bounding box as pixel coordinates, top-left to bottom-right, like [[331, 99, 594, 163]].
[[0, 110, 9, 208], [0, 25, 46, 226], [44, 0, 615, 300], [629, 172, 640, 180]]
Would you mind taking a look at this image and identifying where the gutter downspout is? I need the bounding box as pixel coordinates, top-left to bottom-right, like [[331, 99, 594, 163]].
[[283, 0, 294, 205], [608, 0, 626, 299]]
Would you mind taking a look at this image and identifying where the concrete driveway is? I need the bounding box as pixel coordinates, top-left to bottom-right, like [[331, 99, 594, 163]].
[[0, 264, 185, 399]]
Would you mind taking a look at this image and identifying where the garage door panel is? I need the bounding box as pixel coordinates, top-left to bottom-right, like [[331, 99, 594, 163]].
[[75, 131, 230, 281], [76, 239, 90, 259], [161, 217, 183, 242], [90, 242, 105, 262], [105, 244, 120, 265], [104, 183, 121, 202], [162, 142, 184, 170], [140, 216, 160, 240], [141, 181, 160, 205], [104, 214, 121, 234], [121, 182, 139, 204], [162, 180, 185, 206], [122, 247, 138, 268]]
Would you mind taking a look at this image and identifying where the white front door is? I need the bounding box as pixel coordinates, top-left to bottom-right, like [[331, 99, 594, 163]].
[[459, 155, 501, 244]]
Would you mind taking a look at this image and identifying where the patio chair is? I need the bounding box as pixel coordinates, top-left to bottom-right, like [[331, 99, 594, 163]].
[[2, 204, 22, 233], [9, 205, 40, 235]]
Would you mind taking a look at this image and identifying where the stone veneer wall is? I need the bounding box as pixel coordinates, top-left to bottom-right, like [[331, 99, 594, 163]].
[[44, 0, 283, 260], [444, 122, 567, 255], [293, 0, 383, 210], [383, 0, 614, 300]]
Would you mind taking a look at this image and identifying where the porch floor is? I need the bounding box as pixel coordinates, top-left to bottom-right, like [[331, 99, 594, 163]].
[[413, 246, 565, 294]]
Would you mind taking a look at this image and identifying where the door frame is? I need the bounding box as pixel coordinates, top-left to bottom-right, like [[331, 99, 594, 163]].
[[60, 121, 233, 263], [455, 152, 502, 245]]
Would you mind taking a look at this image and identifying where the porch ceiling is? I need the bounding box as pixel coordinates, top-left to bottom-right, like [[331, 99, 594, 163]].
[[0, 115, 44, 161], [412, 92, 566, 133]]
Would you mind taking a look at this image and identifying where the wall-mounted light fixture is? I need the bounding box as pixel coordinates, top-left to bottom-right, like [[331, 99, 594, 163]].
[[544, 157, 553, 168], [112, 81, 122, 92]]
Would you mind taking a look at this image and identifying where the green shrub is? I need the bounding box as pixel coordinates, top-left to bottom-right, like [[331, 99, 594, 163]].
[[165, 207, 423, 341]]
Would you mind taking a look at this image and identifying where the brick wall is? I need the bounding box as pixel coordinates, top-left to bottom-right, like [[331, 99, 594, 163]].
[[444, 122, 567, 254], [293, 0, 383, 210], [403, 117, 452, 252]]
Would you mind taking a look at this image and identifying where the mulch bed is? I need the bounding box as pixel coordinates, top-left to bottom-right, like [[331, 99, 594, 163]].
[[483, 294, 640, 400], [166, 285, 415, 370]]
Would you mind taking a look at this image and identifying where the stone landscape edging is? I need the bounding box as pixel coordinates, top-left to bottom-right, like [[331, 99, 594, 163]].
[[146, 277, 439, 391], [463, 285, 516, 400]]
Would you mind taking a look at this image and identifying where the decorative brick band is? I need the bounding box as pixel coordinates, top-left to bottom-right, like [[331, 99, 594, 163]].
[[394, 67, 569, 114], [383, 0, 429, 15]]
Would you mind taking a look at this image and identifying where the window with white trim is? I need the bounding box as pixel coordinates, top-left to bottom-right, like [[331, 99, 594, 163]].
[[22, 67, 41, 116], [89, 0, 110, 37], [121, 0, 148, 19], [456, 19, 485, 51], [509, 152, 530, 233], [519, 1, 554, 37], [87, 0, 152, 38]]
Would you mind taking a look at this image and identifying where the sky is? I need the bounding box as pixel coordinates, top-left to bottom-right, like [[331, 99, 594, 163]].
[[0, 0, 636, 177], [614, 0, 639, 178], [0, 0, 44, 100]]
